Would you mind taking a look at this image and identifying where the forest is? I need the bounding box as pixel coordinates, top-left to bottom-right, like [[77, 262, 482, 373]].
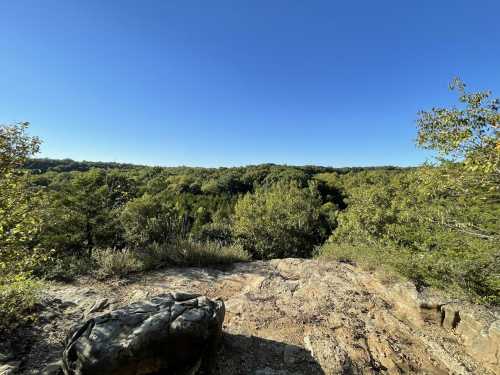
[[0, 80, 498, 330]]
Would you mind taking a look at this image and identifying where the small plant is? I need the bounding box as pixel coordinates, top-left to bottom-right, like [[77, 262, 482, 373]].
[[316, 242, 399, 273], [141, 242, 177, 270], [92, 248, 143, 278], [0, 275, 41, 331], [37, 254, 93, 281], [170, 239, 251, 266]]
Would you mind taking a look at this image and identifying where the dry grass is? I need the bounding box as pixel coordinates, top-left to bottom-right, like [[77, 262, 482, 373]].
[[92, 248, 143, 278], [91, 240, 250, 279], [169, 239, 251, 266], [316, 242, 405, 285]]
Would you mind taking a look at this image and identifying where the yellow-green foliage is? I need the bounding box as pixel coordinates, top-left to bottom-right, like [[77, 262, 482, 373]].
[[0, 123, 46, 330], [417, 78, 499, 190], [120, 194, 182, 248], [318, 239, 499, 305], [0, 275, 41, 330], [320, 166, 499, 304]]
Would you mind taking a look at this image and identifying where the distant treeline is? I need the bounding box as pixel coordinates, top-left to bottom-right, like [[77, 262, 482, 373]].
[[26, 157, 405, 174], [25, 158, 145, 173]]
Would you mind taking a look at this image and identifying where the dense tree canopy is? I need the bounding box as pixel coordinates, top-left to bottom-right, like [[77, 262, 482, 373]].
[[1, 80, 498, 315]]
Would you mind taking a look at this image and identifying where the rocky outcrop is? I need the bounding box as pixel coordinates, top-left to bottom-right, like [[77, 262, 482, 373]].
[[7, 259, 500, 374], [364, 277, 500, 374], [441, 303, 500, 373], [60, 293, 225, 375]]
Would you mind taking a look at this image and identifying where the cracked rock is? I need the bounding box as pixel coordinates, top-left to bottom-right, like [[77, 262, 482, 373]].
[[59, 293, 225, 375]]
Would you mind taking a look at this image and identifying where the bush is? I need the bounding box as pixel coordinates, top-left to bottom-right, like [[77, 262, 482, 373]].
[[37, 255, 93, 282], [91, 240, 250, 279], [139, 242, 177, 270], [120, 194, 182, 248], [141, 239, 250, 268], [92, 248, 143, 279], [0, 276, 41, 331], [395, 243, 500, 305], [0, 123, 47, 331], [233, 182, 324, 259], [317, 241, 500, 305], [170, 239, 250, 266], [194, 222, 233, 245]]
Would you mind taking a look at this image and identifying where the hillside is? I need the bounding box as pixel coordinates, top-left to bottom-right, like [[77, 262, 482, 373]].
[[1, 93, 499, 373]]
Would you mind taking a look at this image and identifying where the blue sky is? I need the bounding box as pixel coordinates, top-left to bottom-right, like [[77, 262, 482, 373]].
[[1, 1, 499, 167]]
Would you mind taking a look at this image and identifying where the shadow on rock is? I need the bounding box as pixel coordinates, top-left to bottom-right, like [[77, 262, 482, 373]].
[[212, 333, 325, 375]]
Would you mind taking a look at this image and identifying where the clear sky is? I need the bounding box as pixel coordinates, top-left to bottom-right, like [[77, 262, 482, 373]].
[[1, 1, 499, 167]]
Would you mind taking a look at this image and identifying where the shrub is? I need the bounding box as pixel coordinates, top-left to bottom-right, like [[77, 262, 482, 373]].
[[0, 275, 41, 331], [0, 123, 47, 331], [37, 255, 93, 282], [169, 239, 250, 266], [233, 181, 324, 259], [120, 194, 182, 248], [195, 222, 233, 245], [394, 243, 500, 304], [317, 241, 500, 305], [91, 240, 250, 279], [140, 242, 176, 270], [92, 248, 143, 279]]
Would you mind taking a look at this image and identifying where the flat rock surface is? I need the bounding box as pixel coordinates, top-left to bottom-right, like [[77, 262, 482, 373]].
[[4, 259, 499, 374]]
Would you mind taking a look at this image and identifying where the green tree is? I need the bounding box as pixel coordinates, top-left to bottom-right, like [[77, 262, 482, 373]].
[[416, 78, 499, 239], [322, 80, 500, 304], [417, 78, 499, 182], [233, 182, 323, 259], [0, 123, 45, 275], [120, 194, 182, 248], [0, 123, 45, 328], [40, 169, 137, 254]]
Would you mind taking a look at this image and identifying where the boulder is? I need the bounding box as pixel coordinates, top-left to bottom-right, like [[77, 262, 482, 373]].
[[60, 293, 225, 375], [441, 303, 500, 373]]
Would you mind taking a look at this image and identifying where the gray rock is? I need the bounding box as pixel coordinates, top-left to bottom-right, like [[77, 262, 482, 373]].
[[61, 293, 225, 375]]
